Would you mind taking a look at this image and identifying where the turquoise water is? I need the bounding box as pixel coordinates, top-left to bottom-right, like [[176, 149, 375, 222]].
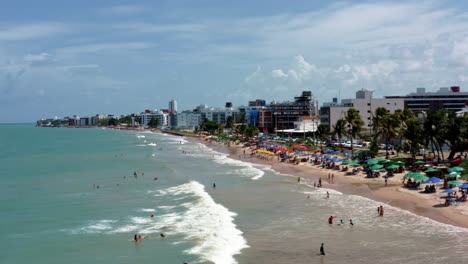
[[1, 124, 467, 264]]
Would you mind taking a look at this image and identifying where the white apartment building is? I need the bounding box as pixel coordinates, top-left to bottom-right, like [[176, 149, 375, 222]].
[[169, 100, 177, 114], [199, 107, 240, 124], [141, 111, 169, 127], [321, 89, 404, 132], [175, 111, 201, 129]]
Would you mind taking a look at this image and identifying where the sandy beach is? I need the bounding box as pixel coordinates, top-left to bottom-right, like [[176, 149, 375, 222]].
[[196, 136, 468, 229]]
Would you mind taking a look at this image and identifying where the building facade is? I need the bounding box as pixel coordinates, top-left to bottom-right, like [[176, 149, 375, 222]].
[[175, 111, 201, 129], [270, 91, 316, 132], [141, 112, 169, 127], [385, 86, 468, 112], [169, 100, 177, 114], [321, 89, 404, 132]]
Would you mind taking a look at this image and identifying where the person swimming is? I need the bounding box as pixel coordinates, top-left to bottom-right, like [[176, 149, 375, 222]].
[[349, 219, 354, 226], [134, 234, 138, 241], [160, 233, 166, 238], [150, 213, 154, 218], [340, 219, 345, 225]]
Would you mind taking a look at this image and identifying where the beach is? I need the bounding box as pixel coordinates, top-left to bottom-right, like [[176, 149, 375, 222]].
[[197, 136, 468, 229]]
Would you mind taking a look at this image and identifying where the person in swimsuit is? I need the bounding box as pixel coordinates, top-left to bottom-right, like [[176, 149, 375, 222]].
[[320, 243, 325, 255]]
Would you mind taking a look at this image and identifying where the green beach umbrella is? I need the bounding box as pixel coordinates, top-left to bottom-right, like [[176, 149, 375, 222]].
[[350, 161, 361, 167], [387, 164, 399, 169], [370, 164, 384, 171], [447, 180, 463, 186], [404, 172, 424, 179], [342, 159, 351, 165], [445, 172, 461, 178], [395, 161, 404, 164], [449, 167, 465, 172], [413, 174, 429, 181], [414, 160, 425, 165], [367, 159, 379, 165], [424, 167, 437, 173]]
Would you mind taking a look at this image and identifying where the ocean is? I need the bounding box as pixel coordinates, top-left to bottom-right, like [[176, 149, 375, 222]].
[[0, 124, 467, 264]]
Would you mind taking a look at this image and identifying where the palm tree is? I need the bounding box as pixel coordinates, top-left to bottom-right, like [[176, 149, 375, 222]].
[[423, 110, 448, 160], [344, 108, 364, 154], [315, 124, 330, 149], [332, 119, 346, 148], [404, 119, 424, 158], [372, 107, 389, 139]]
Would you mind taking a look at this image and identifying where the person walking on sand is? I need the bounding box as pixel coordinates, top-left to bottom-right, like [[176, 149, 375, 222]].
[[320, 243, 325, 255], [384, 177, 388, 186], [332, 174, 334, 183]]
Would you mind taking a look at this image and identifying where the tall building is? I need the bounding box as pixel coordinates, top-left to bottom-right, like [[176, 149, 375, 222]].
[[385, 87, 468, 112], [320, 89, 404, 132], [269, 91, 315, 133], [169, 99, 177, 114]]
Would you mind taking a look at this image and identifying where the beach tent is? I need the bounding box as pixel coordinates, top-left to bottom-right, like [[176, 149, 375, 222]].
[[424, 177, 442, 184]]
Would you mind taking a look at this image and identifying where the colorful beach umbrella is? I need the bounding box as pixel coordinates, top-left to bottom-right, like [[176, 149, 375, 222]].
[[424, 167, 438, 173], [424, 177, 442, 184], [370, 164, 384, 171], [447, 180, 463, 186]]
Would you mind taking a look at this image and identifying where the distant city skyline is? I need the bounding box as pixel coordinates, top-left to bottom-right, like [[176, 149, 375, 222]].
[[2, 0, 468, 122]]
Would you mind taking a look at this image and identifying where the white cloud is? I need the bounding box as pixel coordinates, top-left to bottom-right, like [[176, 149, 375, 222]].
[[24, 53, 52, 62], [271, 55, 317, 81], [56, 42, 153, 55], [450, 37, 468, 66], [99, 5, 146, 15], [244, 65, 262, 83], [0, 23, 67, 41], [115, 22, 204, 34], [272, 69, 287, 78]]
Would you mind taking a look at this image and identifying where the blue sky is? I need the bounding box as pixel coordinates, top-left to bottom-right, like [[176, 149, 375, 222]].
[[2, 0, 468, 122]]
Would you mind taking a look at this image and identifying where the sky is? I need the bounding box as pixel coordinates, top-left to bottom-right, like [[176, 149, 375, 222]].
[[2, 0, 468, 122]]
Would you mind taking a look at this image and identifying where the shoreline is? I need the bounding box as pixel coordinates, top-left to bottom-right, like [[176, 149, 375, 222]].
[[191, 136, 468, 229]]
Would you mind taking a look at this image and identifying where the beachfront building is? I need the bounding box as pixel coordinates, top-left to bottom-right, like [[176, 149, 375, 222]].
[[385, 86, 468, 112], [140, 111, 169, 127], [169, 99, 177, 114], [276, 116, 320, 135], [258, 109, 273, 133], [320, 89, 404, 132], [174, 110, 202, 130], [238, 105, 267, 127], [269, 91, 317, 133], [197, 105, 240, 124]]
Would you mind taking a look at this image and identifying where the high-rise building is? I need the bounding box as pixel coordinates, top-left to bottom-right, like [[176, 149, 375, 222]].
[[269, 91, 315, 132], [169, 100, 177, 114]]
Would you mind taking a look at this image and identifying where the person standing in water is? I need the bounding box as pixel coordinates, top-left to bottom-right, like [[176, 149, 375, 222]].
[[297, 177, 301, 183], [340, 219, 345, 225], [326, 191, 330, 199], [349, 219, 354, 226], [379, 206, 384, 217], [328, 216, 336, 224], [320, 243, 325, 255], [213, 183, 216, 189], [318, 178, 322, 187]]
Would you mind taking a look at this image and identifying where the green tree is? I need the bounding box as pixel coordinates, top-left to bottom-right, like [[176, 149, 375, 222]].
[[199, 119, 220, 134], [315, 124, 330, 149], [445, 113, 468, 160], [245, 125, 259, 138], [423, 110, 448, 160], [344, 108, 364, 154], [226, 116, 234, 129], [51, 119, 60, 127], [404, 119, 424, 158], [332, 119, 346, 148], [147, 117, 160, 128], [108, 118, 119, 126]]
